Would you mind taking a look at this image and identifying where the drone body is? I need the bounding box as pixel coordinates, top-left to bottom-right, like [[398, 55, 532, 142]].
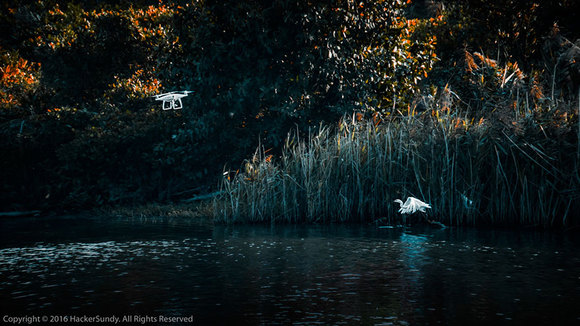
[[153, 91, 193, 110]]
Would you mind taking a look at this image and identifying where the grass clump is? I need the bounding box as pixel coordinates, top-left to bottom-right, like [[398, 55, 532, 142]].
[[213, 101, 579, 227]]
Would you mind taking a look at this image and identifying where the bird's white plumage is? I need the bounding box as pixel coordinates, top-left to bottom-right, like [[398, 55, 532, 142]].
[[394, 197, 431, 214]]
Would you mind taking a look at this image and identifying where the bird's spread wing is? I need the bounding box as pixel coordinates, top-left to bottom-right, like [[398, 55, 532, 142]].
[[404, 197, 431, 214], [412, 197, 431, 212]]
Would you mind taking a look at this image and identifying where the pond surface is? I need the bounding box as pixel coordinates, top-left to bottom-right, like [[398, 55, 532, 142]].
[[0, 215, 579, 325]]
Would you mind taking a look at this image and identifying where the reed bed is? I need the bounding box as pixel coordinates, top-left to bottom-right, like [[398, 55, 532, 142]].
[[213, 103, 579, 227]]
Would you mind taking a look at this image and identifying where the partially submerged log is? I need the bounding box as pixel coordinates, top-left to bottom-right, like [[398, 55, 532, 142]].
[[0, 210, 42, 218], [427, 219, 447, 229]]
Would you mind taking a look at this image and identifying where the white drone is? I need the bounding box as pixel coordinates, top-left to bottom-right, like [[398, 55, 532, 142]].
[[153, 91, 193, 110]]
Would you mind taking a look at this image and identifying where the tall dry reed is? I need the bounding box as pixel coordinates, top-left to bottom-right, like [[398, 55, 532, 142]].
[[213, 106, 579, 227]]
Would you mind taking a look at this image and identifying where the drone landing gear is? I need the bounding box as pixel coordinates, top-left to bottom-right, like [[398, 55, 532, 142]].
[[173, 98, 183, 110], [162, 98, 183, 110]]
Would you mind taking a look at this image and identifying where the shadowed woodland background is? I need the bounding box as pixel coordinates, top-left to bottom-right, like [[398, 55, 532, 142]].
[[1, 0, 579, 226]]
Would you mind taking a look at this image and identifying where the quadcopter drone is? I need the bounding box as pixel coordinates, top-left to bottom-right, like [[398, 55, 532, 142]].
[[152, 91, 193, 110]]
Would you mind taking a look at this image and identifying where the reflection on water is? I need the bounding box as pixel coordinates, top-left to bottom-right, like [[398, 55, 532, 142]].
[[0, 216, 579, 325]]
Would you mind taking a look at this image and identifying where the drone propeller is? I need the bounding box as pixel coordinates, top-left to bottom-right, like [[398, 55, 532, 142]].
[[153, 90, 192, 99]]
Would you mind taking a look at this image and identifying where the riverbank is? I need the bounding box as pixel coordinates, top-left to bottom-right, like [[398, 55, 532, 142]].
[[1, 2, 578, 225]]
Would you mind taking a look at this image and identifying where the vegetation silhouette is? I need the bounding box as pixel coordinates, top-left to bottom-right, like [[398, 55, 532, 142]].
[[0, 0, 578, 227]]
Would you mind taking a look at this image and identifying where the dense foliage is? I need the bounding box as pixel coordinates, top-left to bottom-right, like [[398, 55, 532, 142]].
[[0, 0, 578, 224]]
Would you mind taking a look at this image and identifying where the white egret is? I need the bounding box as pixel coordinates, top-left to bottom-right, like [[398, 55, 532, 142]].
[[393, 197, 445, 228], [394, 197, 431, 226], [394, 197, 431, 214]]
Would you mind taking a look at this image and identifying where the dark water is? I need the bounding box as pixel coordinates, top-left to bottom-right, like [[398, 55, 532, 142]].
[[1, 216, 579, 325]]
